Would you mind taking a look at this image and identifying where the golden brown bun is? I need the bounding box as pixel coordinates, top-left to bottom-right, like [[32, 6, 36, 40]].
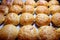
[[36, 6, 50, 15], [36, 0, 48, 7], [2, 0, 23, 7], [56, 28, 60, 38], [52, 13, 60, 26], [49, 5, 60, 14], [9, 5, 22, 14], [22, 5, 34, 14], [38, 26, 58, 40], [0, 13, 5, 24], [13, 0, 23, 6], [2, 0, 14, 7], [48, 0, 59, 7], [0, 5, 9, 15], [35, 14, 50, 27], [5, 13, 19, 25], [20, 13, 34, 25], [25, 0, 36, 7], [18, 25, 38, 40], [0, 24, 19, 40]]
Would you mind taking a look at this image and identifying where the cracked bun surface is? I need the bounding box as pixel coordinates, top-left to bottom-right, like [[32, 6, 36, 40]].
[[36, 0, 48, 7], [35, 14, 50, 27], [2, 0, 14, 7], [52, 13, 60, 26], [5, 13, 19, 25], [9, 5, 22, 14], [0, 24, 19, 40], [36, 6, 50, 15], [20, 13, 34, 25], [48, 0, 59, 6], [25, 0, 36, 7], [13, 0, 23, 6], [0, 5, 9, 15], [22, 5, 34, 14], [38, 26, 58, 40], [18, 25, 38, 40], [56, 28, 60, 38], [49, 5, 60, 14], [0, 13, 5, 24]]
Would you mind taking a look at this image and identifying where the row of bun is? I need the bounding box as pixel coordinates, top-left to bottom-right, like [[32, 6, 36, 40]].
[[0, 4, 60, 15], [0, 24, 60, 40], [0, 12, 60, 27], [1, 0, 60, 7], [0, 0, 60, 15]]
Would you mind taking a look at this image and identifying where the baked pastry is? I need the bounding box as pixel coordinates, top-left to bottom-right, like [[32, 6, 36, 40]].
[[2, 0, 14, 7], [36, 6, 50, 15], [52, 13, 60, 26], [35, 14, 50, 27], [20, 13, 34, 25], [36, 0, 48, 7], [18, 25, 38, 40], [56, 28, 60, 38], [5, 13, 19, 25], [0, 24, 18, 40], [13, 0, 23, 6], [0, 13, 5, 24], [38, 26, 58, 40], [48, 0, 59, 7], [0, 5, 9, 15], [49, 5, 60, 14], [46, 0, 50, 2], [9, 5, 22, 14], [25, 0, 36, 7], [22, 5, 34, 14], [2, 0, 23, 7]]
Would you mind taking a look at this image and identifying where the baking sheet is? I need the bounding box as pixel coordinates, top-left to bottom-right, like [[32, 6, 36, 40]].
[[0, 0, 60, 40]]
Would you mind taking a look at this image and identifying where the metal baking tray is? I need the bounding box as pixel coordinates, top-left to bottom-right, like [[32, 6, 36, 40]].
[[0, 0, 60, 40]]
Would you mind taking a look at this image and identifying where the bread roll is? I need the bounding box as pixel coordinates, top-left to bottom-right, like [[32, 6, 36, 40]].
[[9, 5, 22, 14], [18, 25, 38, 40], [38, 26, 58, 40], [25, 0, 36, 7], [22, 5, 34, 14], [49, 5, 60, 14], [5, 13, 19, 25], [35, 14, 50, 27], [36, 6, 50, 15], [20, 13, 34, 25], [0, 24, 19, 40], [52, 13, 60, 26]]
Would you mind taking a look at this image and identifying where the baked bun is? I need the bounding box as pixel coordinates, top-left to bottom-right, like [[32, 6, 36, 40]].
[[20, 13, 34, 25], [35, 14, 50, 27], [5, 13, 19, 25], [9, 5, 22, 14], [22, 5, 34, 14], [56, 28, 60, 38], [2, 0, 23, 7], [13, 0, 23, 6], [52, 13, 60, 26], [0, 13, 5, 24], [36, 0, 48, 7], [36, 6, 50, 15], [0, 5, 9, 15], [48, 0, 59, 7], [25, 0, 36, 7], [2, 0, 14, 7], [18, 25, 38, 40], [49, 5, 60, 14], [38, 26, 58, 40], [0, 24, 19, 40]]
